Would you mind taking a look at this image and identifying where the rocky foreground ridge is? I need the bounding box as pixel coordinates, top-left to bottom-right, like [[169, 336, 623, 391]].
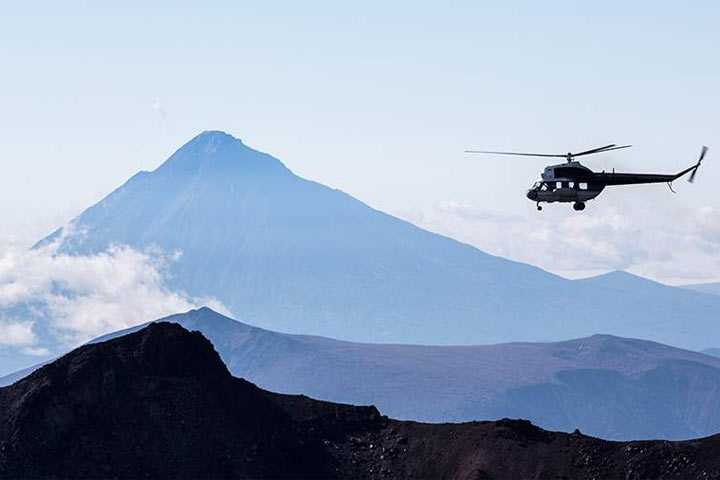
[[1, 323, 719, 479]]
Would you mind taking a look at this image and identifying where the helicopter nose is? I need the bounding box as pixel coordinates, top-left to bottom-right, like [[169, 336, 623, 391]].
[[527, 190, 538, 201]]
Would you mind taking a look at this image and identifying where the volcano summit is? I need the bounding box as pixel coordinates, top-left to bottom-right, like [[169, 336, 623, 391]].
[[35, 131, 720, 348]]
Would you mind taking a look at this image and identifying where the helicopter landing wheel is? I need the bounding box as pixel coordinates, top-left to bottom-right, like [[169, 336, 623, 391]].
[[573, 202, 585, 211], [536, 204, 543, 211]]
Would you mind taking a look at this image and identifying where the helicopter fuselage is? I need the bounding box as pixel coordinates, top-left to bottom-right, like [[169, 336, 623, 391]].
[[525, 158, 700, 210], [526, 162, 604, 204]]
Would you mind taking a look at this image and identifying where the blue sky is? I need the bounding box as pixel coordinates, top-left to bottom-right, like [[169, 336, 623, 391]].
[[1, 1, 719, 282]]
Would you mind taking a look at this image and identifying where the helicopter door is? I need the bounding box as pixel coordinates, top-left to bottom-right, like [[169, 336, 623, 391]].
[[555, 181, 577, 201]]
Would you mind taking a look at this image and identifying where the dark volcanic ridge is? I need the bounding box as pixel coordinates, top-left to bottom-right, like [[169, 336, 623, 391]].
[[5, 306, 720, 442], [26, 307, 720, 442], [2, 323, 720, 479]]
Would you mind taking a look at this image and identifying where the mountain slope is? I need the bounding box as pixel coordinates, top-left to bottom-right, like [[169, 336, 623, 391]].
[[0, 322, 338, 479], [8, 307, 720, 440], [37, 131, 566, 344], [3, 322, 720, 479], [33, 131, 720, 349], [682, 282, 720, 297]]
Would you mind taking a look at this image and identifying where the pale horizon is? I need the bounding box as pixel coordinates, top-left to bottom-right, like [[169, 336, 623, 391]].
[[1, 1, 719, 285]]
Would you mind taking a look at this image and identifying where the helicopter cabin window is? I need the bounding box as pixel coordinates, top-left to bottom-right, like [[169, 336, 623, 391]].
[[579, 182, 588, 190], [556, 181, 562, 189], [568, 181, 575, 188]]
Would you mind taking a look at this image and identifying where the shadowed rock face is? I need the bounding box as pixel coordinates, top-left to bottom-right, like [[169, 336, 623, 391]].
[[2, 323, 720, 479], [0, 323, 336, 479], [6, 307, 720, 441], [26, 307, 718, 441]]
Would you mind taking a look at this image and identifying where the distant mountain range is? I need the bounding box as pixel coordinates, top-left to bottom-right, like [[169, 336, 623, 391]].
[[3, 321, 720, 479], [682, 282, 720, 297], [6, 307, 720, 441], [30, 131, 720, 350]]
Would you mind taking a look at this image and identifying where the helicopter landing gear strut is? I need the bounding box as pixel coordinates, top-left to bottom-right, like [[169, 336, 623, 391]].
[[536, 203, 543, 211], [573, 202, 586, 211]]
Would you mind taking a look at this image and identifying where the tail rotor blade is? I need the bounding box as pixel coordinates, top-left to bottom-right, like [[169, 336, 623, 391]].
[[688, 146, 708, 183], [699, 145, 708, 162]]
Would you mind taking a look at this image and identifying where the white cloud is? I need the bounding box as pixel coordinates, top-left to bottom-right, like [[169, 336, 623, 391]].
[[687, 206, 720, 254], [527, 211, 651, 270], [0, 238, 230, 349], [22, 346, 51, 356], [411, 196, 720, 284], [436, 200, 516, 223], [0, 319, 37, 346]]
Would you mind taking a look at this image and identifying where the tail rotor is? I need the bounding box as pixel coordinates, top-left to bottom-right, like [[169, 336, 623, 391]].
[[688, 145, 708, 183]]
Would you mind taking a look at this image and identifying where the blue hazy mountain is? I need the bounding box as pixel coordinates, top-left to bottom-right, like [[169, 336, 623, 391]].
[[6, 307, 720, 441], [35, 131, 720, 348], [680, 282, 720, 356], [682, 282, 720, 297]]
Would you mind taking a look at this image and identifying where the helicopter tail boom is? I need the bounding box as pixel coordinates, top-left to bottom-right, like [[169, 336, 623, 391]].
[[594, 146, 708, 186], [593, 172, 677, 186]]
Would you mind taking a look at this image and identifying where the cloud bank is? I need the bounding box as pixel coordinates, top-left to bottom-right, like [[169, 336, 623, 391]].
[[0, 238, 229, 354], [0, 319, 37, 347], [412, 198, 720, 284]]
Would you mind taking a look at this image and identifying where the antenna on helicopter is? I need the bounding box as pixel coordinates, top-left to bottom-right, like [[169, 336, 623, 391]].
[[465, 144, 632, 163]]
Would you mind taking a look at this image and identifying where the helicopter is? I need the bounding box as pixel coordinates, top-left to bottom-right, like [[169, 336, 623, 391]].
[[465, 144, 708, 211]]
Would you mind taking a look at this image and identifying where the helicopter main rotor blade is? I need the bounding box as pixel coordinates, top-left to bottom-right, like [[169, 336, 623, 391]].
[[464, 144, 631, 159], [572, 144, 632, 157], [570, 144, 616, 156], [464, 150, 566, 158]]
